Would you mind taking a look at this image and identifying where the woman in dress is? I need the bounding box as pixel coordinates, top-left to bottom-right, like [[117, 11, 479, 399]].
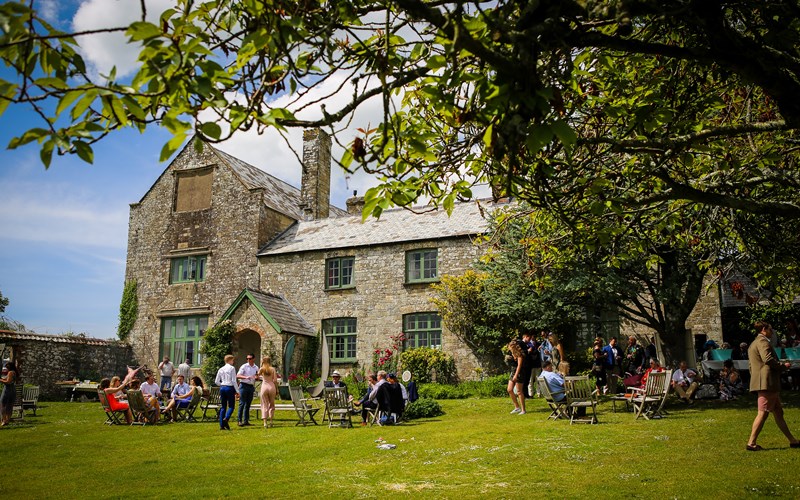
[[0, 360, 18, 426], [506, 341, 528, 415], [99, 377, 133, 424], [162, 376, 203, 421], [258, 356, 278, 428], [550, 334, 569, 376]]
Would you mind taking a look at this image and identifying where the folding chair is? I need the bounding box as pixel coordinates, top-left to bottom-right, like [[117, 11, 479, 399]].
[[127, 390, 158, 426], [98, 390, 125, 425], [175, 388, 202, 422], [23, 386, 40, 416], [289, 385, 319, 426], [536, 376, 568, 421], [201, 387, 221, 421], [323, 387, 353, 428]]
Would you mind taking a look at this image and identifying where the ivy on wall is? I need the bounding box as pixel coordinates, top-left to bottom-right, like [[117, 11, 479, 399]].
[[200, 319, 236, 384], [117, 280, 138, 342]]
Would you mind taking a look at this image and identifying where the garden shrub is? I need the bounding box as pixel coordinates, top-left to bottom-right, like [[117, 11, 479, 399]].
[[419, 383, 469, 399], [400, 347, 456, 383], [117, 280, 137, 342], [200, 319, 235, 384], [418, 375, 509, 399], [403, 397, 444, 420]]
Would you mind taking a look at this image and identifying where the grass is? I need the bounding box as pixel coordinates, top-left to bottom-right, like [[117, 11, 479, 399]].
[[3, 393, 800, 498]]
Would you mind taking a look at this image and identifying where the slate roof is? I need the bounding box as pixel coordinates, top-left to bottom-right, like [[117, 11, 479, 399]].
[[258, 200, 504, 256], [0, 330, 117, 346], [226, 289, 316, 337], [212, 147, 348, 219]]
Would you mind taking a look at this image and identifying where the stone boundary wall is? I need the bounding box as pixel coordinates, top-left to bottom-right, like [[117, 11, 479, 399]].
[[0, 330, 135, 400]]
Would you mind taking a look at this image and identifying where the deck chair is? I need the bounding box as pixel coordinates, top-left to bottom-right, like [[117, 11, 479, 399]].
[[289, 385, 319, 426], [651, 369, 673, 419], [536, 376, 567, 421], [97, 390, 125, 425], [175, 388, 202, 422], [23, 386, 40, 416], [201, 387, 221, 421], [11, 384, 24, 421], [565, 376, 599, 424], [127, 390, 158, 425], [323, 387, 353, 428], [630, 371, 668, 420]]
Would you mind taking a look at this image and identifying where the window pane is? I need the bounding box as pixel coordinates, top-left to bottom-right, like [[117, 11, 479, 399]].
[[186, 341, 195, 365], [199, 317, 208, 336], [198, 257, 205, 280], [341, 258, 354, 286], [175, 318, 186, 338], [187, 317, 196, 338]]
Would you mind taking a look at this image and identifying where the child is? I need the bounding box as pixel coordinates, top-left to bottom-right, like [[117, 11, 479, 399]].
[[591, 349, 607, 394]]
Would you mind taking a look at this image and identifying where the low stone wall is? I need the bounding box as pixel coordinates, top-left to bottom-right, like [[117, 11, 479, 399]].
[[0, 330, 135, 400]]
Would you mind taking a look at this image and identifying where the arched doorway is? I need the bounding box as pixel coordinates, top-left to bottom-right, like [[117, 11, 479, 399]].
[[234, 329, 262, 368]]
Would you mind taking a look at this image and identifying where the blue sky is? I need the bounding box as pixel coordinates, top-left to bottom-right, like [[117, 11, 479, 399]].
[[0, 0, 386, 338]]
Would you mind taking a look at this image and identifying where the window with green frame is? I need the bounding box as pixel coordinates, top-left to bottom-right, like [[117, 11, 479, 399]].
[[325, 256, 355, 289], [170, 255, 207, 283], [322, 318, 357, 362], [406, 249, 438, 283], [404, 312, 442, 349], [160, 315, 208, 366]]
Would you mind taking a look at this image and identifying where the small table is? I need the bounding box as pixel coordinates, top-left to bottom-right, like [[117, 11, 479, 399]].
[[56, 382, 99, 402]]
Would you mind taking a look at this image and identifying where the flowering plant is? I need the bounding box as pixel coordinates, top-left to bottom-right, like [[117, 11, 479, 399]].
[[372, 333, 406, 373], [287, 370, 314, 387]]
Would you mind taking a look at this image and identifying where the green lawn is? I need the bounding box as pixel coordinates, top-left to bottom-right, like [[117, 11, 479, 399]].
[[3, 394, 800, 498]]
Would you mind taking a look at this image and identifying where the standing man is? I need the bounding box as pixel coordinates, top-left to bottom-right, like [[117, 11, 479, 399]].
[[522, 332, 541, 398], [158, 356, 175, 391], [746, 321, 800, 451], [539, 330, 553, 364], [602, 337, 622, 394], [215, 354, 239, 430], [236, 353, 258, 426], [177, 358, 192, 380], [623, 336, 645, 376]]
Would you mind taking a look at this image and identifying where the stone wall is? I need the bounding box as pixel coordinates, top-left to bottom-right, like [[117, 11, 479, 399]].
[[259, 236, 485, 380], [0, 331, 135, 399], [125, 143, 291, 366]]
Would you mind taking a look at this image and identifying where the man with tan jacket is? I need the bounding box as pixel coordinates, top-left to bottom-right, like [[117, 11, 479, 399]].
[[746, 321, 800, 451]]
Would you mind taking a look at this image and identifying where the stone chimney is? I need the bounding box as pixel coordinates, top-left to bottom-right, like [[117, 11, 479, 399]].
[[346, 190, 365, 215], [300, 128, 331, 220]]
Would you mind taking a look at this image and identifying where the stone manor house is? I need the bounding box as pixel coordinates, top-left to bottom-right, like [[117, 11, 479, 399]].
[[124, 128, 730, 379], [124, 129, 494, 379]]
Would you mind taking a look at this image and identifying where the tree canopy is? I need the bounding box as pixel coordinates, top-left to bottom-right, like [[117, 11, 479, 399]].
[[2, 1, 800, 293]]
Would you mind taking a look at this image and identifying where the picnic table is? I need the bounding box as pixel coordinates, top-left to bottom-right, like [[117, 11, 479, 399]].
[[56, 381, 100, 402]]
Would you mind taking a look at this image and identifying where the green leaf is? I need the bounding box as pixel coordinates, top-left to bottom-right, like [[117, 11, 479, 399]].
[[55, 90, 83, 116], [551, 119, 576, 147], [33, 77, 68, 89], [160, 133, 187, 161], [127, 21, 163, 41], [199, 121, 222, 140], [40, 139, 55, 168], [73, 141, 94, 164]]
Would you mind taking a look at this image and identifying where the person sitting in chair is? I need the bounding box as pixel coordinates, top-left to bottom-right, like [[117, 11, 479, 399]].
[[352, 373, 378, 426], [324, 370, 347, 390], [640, 358, 665, 389], [672, 361, 699, 403], [99, 377, 133, 424], [140, 373, 162, 413], [161, 375, 201, 421], [540, 361, 566, 402], [385, 373, 406, 423]]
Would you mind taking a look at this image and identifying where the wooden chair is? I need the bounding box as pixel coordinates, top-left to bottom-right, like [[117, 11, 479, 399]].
[[323, 387, 353, 428], [11, 384, 24, 421], [630, 371, 668, 420], [651, 369, 673, 419], [23, 386, 40, 416], [289, 385, 319, 426], [201, 386, 221, 421], [175, 388, 202, 422], [564, 376, 599, 424], [127, 390, 158, 426], [536, 376, 567, 421], [97, 390, 125, 425]]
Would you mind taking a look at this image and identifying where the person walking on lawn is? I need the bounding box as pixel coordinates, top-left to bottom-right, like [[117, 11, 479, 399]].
[[746, 321, 800, 451]]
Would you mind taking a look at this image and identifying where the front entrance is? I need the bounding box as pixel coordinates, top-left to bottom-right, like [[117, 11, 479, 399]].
[[234, 329, 262, 368]]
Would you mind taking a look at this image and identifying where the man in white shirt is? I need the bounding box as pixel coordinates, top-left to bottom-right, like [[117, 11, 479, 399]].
[[672, 361, 699, 403], [215, 354, 240, 430], [236, 354, 259, 426], [140, 373, 162, 413], [158, 356, 175, 391], [171, 375, 190, 401], [177, 358, 191, 379]]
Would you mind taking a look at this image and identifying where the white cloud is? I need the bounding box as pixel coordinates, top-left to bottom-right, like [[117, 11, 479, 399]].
[[0, 181, 128, 249], [72, 0, 174, 77], [36, 0, 60, 23]]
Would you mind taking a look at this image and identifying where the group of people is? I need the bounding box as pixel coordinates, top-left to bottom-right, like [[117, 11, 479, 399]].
[[156, 356, 193, 391], [100, 372, 205, 424], [352, 370, 414, 425], [213, 354, 279, 430], [505, 330, 568, 415]]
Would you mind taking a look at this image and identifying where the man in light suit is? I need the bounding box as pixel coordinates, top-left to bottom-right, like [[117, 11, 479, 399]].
[[746, 321, 800, 451]]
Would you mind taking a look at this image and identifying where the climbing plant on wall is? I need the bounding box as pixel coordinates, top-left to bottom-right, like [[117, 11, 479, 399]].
[[117, 280, 137, 342], [200, 319, 236, 384]]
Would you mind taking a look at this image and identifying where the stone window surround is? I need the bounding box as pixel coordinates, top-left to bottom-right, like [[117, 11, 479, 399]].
[[403, 312, 443, 349], [405, 248, 439, 284], [324, 256, 355, 290], [322, 317, 357, 363]]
